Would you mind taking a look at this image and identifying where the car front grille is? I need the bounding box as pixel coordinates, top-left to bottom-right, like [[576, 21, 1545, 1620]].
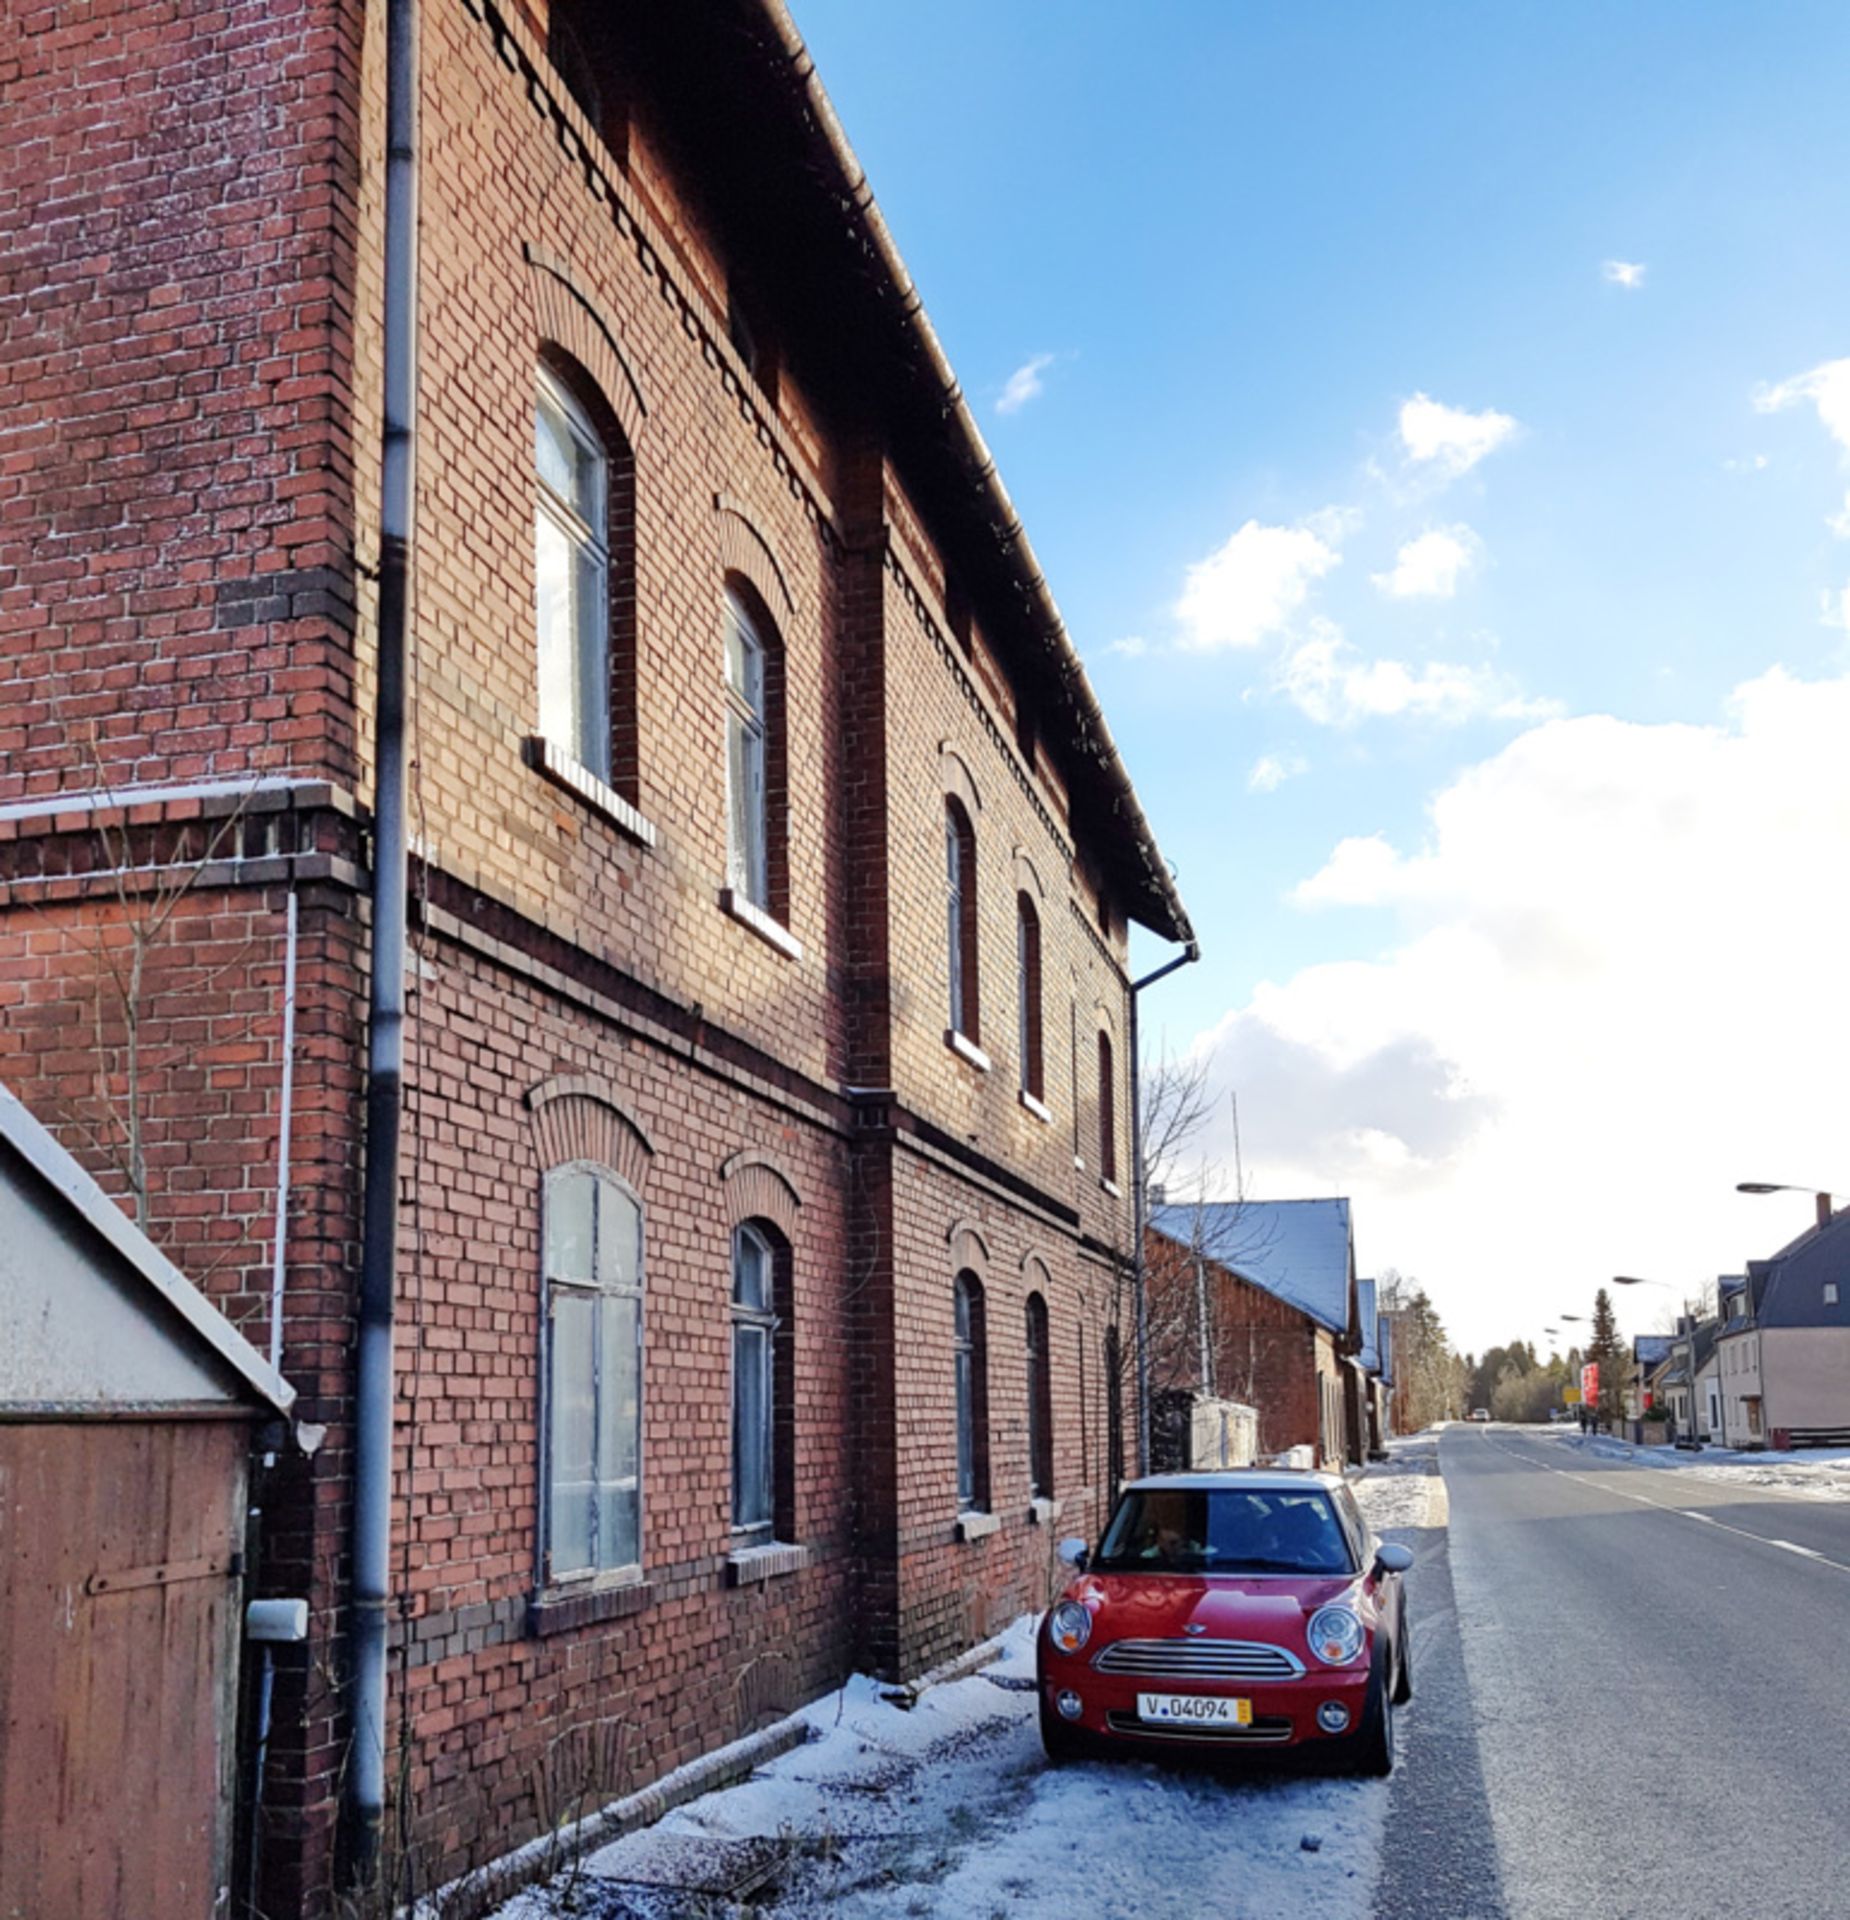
[[1092, 1638, 1303, 1680], [1105, 1711, 1296, 1744]]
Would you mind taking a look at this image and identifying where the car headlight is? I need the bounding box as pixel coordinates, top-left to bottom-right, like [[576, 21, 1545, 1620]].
[[1049, 1601, 1092, 1654], [1307, 1604, 1365, 1666]]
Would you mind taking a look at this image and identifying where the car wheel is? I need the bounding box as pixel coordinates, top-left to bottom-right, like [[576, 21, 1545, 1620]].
[[1038, 1690, 1087, 1765], [1350, 1655, 1396, 1777], [1391, 1604, 1413, 1706]]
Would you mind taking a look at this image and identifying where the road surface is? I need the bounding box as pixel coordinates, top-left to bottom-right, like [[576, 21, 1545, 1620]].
[[1384, 1424, 1850, 1920]]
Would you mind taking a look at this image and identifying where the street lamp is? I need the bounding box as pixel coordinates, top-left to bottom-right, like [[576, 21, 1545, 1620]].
[[1613, 1274, 1700, 1444], [1736, 1183, 1838, 1230]]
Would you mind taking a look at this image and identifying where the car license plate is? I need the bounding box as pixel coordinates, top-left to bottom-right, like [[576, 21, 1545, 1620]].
[[1136, 1692, 1252, 1726]]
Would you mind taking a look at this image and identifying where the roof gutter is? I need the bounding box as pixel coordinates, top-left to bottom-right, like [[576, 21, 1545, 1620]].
[[753, 3, 1193, 948]]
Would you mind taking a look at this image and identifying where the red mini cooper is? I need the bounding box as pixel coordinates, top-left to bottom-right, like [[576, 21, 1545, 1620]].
[[1037, 1470, 1414, 1773]]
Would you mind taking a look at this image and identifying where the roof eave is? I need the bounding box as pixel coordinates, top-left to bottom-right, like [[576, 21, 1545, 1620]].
[[749, 2, 1193, 946]]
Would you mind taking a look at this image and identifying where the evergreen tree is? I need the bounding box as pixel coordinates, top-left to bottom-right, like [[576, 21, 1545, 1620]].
[[1588, 1288, 1626, 1429]]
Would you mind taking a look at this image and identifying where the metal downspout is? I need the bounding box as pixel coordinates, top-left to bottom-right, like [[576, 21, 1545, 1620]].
[[1129, 941, 1200, 1475], [350, 0, 418, 1881]]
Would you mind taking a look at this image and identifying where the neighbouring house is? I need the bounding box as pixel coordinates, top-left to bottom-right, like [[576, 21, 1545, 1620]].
[[1717, 1211, 1850, 1448], [0, 1085, 297, 1919], [1376, 1308, 1396, 1444], [1147, 1199, 1364, 1470], [0, 6, 1192, 1911], [1650, 1321, 1721, 1443], [1628, 1334, 1674, 1420], [1357, 1277, 1387, 1457]]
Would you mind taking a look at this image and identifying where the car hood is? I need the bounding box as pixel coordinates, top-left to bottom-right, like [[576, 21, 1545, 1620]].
[[1068, 1572, 1362, 1638]]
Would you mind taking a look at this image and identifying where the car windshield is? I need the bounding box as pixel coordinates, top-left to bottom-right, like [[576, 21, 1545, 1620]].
[[1093, 1487, 1356, 1576]]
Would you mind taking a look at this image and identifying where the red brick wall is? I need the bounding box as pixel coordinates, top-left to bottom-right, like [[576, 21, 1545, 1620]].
[[0, 0, 1153, 1906]]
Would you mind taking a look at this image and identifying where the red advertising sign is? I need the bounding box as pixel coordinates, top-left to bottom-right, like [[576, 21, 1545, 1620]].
[[1581, 1362, 1599, 1405]]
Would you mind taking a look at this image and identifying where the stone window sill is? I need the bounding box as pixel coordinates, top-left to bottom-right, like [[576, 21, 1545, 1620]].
[[945, 1029, 992, 1075], [955, 1510, 1000, 1543], [1100, 1177, 1123, 1200], [1028, 1496, 1063, 1527], [527, 735, 659, 848], [725, 1540, 812, 1586], [1019, 1089, 1053, 1125], [720, 887, 803, 961], [526, 1572, 652, 1639]]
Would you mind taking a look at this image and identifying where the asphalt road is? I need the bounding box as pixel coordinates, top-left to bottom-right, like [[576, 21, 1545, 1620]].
[[1387, 1424, 1850, 1920]]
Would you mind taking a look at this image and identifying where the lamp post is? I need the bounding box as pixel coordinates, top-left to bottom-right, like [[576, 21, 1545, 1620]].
[[1736, 1183, 1838, 1231], [1613, 1275, 1699, 1445]]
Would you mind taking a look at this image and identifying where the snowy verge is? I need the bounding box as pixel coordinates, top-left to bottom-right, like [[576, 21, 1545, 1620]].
[[1556, 1427, 1850, 1502], [490, 1616, 1389, 1920], [1354, 1432, 1449, 1532]]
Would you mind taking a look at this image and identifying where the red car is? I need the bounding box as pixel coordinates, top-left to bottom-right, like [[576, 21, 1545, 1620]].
[[1037, 1470, 1414, 1773]]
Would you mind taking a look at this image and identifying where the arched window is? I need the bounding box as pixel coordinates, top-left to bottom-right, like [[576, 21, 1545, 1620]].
[[542, 1164, 643, 1580], [535, 371, 613, 781], [954, 1271, 989, 1512], [1026, 1292, 1053, 1500], [731, 1223, 776, 1536], [723, 589, 774, 910], [1097, 1029, 1118, 1184], [1016, 893, 1043, 1103], [946, 798, 979, 1041]]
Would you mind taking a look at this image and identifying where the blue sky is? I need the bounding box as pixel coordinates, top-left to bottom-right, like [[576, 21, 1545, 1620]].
[[794, 2, 1850, 1350]]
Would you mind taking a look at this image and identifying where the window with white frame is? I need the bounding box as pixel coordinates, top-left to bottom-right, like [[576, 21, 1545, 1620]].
[[954, 1271, 989, 1511], [542, 1164, 642, 1582], [732, 1223, 777, 1535], [723, 590, 770, 908], [946, 798, 979, 1040], [535, 373, 611, 779]]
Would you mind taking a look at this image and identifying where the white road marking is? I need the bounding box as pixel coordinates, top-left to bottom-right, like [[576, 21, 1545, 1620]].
[[1479, 1432, 1850, 1577]]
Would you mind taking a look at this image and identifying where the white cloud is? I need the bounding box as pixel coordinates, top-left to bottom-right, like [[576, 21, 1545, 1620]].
[[1824, 584, 1850, 635], [1603, 259, 1648, 291], [1174, 519, 1342, 653], [1247, 752, 1308, 794], [1756, 358, 1850, 534], [1277, 622, 1559, 728], [1105, 634, 1148, 659], [1397, 392, 1519, 477], [1372, 525, 1481, 600], [1173, 668, 1850, 1355], [996, 352, 1055, 416]]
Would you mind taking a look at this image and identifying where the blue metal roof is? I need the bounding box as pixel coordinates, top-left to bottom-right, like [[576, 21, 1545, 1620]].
[[1151, 1197, 1355, 1336], [1356, 1278, 1380, 1371]]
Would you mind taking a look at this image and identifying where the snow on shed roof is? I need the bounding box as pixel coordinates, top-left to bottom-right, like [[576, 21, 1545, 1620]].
[[1151, 1198, 1354, 1336]]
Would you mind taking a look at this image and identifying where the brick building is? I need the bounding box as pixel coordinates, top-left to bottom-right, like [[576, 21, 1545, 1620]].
[[0, 0, 1192, 1909], [1147, 1200, 1363, 1470]]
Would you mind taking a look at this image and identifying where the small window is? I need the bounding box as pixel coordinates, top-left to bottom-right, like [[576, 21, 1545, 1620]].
[[1097, 1029, 1117, 1183], [535, 373, 611, 779], [946, 799, 979, 1041], [542, 1166, 642, 1582], [1826, 1282, 1840, 1307], [954, 1272, 990, 1511], [1026, 1293, 1053, 1500], [1017, 894, 1043, 1101], [724, 591, 769, 908], [731, 1224, 776, 1536]]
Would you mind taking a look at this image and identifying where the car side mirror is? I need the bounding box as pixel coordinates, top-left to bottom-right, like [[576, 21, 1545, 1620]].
[[1056, 1536, 1089, 1571], [1373, 1542, 1414, 1576]]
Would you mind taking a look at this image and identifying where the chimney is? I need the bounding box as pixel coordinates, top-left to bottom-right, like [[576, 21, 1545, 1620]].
[[1149, 1183, 1166, 1207], [1819, 1192, 1834, 1231]]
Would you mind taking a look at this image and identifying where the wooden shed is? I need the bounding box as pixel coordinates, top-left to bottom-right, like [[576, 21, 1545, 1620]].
[[0, 1085, 295, 1920]]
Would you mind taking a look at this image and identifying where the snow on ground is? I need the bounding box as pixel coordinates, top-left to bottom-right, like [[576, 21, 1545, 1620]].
[[1353, 1431, 1449, 1532], [1551, 1426, 1850, 1501], [493, 1616, 1389, 1920]]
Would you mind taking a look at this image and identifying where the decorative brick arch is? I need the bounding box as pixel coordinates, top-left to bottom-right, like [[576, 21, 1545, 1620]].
[[947, 1218, 991, 1279], [1020, 1250, 1054, 1295], [718, 1149, 803, 1236], [525, 1075, 654, 1191], [524, 240, 648, 444], [715, 495, 797, 618], [939, 743, 983, 817], [1013, 848, 1047, 902]]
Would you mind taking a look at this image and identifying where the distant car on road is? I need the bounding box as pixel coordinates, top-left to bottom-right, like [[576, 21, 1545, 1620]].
[[1037, 1470, 1413, 1774], [1469, 1408, 1491, 1422]]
